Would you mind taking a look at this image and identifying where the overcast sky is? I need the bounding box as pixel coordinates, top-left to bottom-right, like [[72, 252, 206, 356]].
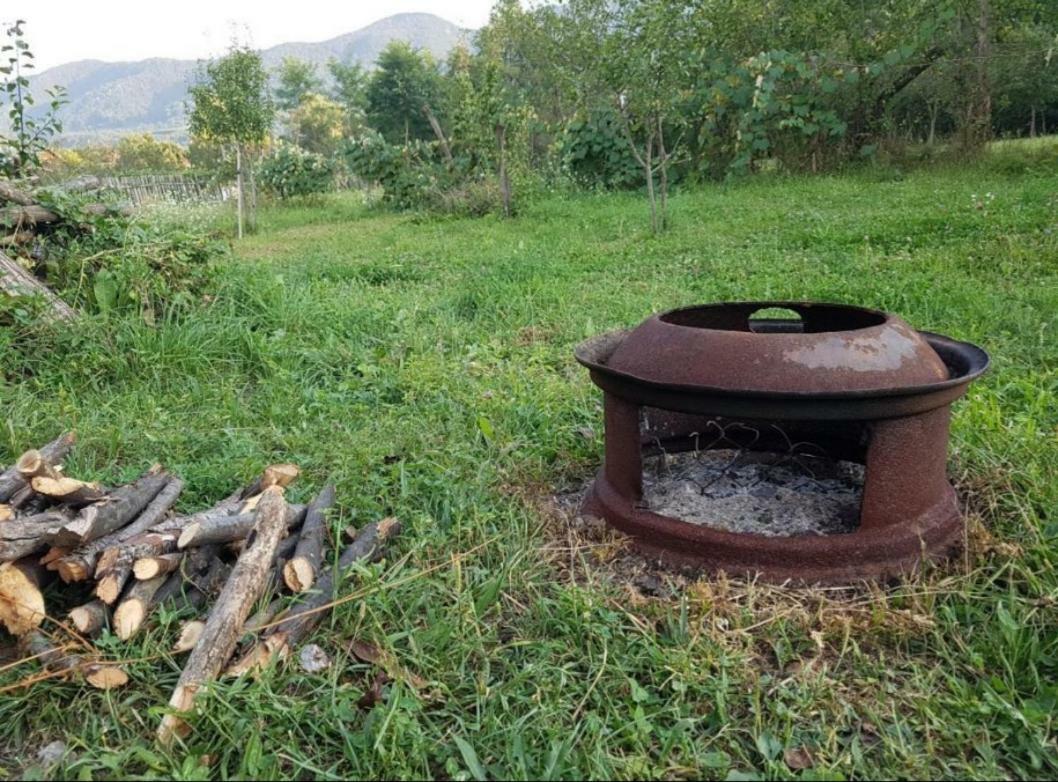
[[16, 1, 496, 71]]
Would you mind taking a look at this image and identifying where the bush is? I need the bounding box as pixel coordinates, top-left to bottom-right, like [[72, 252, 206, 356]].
[[258, 144, 336, 199], [343, 133, 451, 210], [559, 110, 640, 190]]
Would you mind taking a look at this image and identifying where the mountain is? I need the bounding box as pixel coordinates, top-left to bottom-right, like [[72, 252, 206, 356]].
[[28, 13, 471, 145]]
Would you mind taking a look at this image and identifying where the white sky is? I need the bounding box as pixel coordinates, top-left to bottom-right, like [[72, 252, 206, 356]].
[[14, 1, 496, 72]]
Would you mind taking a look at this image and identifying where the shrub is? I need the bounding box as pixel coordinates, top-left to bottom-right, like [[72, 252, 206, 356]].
[[258, 144, 336, 199], [558, 110, 640, 190], [343, 133, 450, 210]]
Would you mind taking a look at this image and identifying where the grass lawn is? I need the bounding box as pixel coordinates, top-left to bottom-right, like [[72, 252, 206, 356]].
[[1, 143, 1057, 779]]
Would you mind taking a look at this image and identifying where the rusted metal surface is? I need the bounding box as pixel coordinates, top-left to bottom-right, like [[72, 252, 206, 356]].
[[576, 302, 989, 583]]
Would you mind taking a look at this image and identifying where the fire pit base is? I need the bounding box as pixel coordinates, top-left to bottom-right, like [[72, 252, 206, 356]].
[[582, 468, 963, 583]]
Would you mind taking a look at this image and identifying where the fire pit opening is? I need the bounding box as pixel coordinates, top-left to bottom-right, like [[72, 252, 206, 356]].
[[640, 412, 866, 537], [659, 302, 887, 333], [575, 301, 990, 583]]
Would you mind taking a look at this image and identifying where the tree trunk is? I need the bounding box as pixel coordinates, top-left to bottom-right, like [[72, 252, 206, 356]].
[[234, 144, 244, 240], [656, 116, 669, 232], [1030, 105, 1037, 138], [644, 130, 658, 234], [247, 150, 258, 234], [928, 102, 939, 146], [423, 104, 453, 165], [495, 124, 511, 218]]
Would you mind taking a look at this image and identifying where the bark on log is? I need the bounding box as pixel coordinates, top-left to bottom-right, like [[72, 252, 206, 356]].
[[68, 599, 108, 637], [19, 631, 128, 689], [228, 517, 400, 676], [16, 449, 62, 481], [0, 204, 58, 226], [0, 432, 76, 503], [283, 484, 335, 593], [55, 466, 168, 545], [158, 486, 290, 744], [0, 509, 73, 561], [94, 531, 178, 604], [0, 250, 79, 322], [0, 181, 35, 206], [0, 558, 48, 635], [31, 476, 106, 507], [56, 475, 183, 582], [177, 503, 305, 550]]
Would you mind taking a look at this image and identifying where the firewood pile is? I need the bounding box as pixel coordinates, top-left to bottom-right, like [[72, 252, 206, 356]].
[[1, 176, 130, 246], [0, 432, 400, 744]]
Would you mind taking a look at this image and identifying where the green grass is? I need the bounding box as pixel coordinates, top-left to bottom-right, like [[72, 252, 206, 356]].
[[2, 142, 1058, 779]]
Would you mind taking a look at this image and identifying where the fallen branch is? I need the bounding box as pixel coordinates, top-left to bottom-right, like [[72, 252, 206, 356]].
[[283, 484, 334, 593], [0, 509, 73, 561], [227, 517, 400, 676], [176, 503, 305, 549], [31, 476, 106, 507], [0, 432, 76, 503], [56, 475, 184, 582], [158, 486, 291, 744], [20, 631, 128, 690], [55, 466, 169, 545]]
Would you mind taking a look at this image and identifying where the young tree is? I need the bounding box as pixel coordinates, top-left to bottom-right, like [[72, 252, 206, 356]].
[[366, 42, 449, 154], [286, 93, 346, 155], [327, 59, 368, 134], [0, 20, 67, 179], [187, 46, 274, 238], [274, 57, 322, 110]]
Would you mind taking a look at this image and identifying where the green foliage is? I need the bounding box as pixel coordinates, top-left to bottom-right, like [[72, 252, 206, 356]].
[[258, 144, 335, 199], [343, 132, 448, 209], [284, 93, 346, 155], [2, 144, 1058, 778], [274, 57, 323, 111], [0, 20, 67, 178], [365, 42, 445, 144], [559, 110, 640, 189], [115, 133, 189, 172], [327, 58, 368, 132], [187, 47, 273, 147]]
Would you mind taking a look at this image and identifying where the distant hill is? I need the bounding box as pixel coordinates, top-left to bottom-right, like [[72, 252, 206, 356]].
[[28, 13, 471, 145]]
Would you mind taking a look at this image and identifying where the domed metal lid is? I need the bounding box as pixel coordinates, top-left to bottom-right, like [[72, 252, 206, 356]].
[[602, 302, 950, 395]]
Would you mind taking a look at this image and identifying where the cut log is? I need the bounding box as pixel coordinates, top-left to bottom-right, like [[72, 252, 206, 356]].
[[55, 475, 183, 582], [16, 449, 62, 481], [0, 204, 59, 226], [54, 466, 168, 545], [134, 552, 183, 580], [173, 620, 205, 654], [114, 574, 169, 640], [94, 532, 178, 604], [8, 485, 39, 512], [0, 504, 12, 522], [68, 599, 108, 637], [31, 476, 106, 507], [177, 503, 305, 550], [0, 509, 73, 561], [19, 631, 128, 689], [0, 432, 76, 503], [0, 558, 48, 635], [228, 517, 400, 677], [283, 484, 335, 593], [239, 463, 300, 499], [0, 181, 35, 206], [0, 250, 80, 322], [158, 487, 290, 744]]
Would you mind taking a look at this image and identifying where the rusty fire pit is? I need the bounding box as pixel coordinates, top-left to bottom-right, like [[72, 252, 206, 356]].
[[575, 302, 989, 582]]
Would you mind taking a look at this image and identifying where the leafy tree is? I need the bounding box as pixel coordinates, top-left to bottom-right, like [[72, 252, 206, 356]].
[[366, 42, 448, 150], [274, 57, 322, 110], [327, 58, 368, 133], [286, 93, 345, 156], [187, 45, 274, 237], [115, 133, 188, 172], [0, 20, 67, 179]]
